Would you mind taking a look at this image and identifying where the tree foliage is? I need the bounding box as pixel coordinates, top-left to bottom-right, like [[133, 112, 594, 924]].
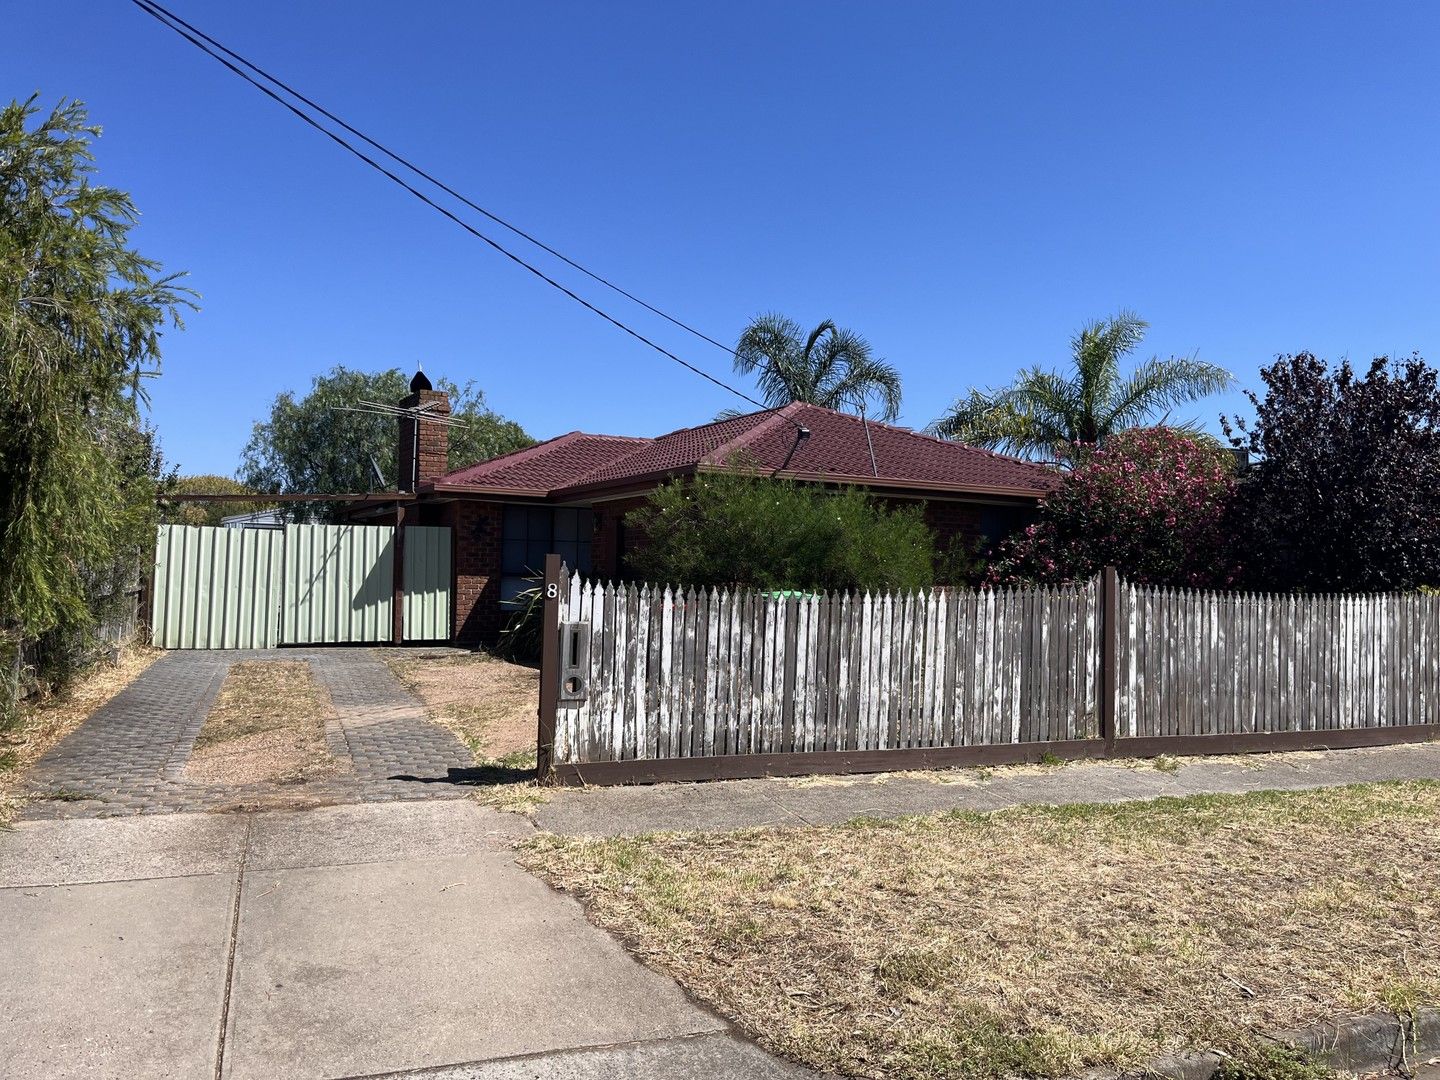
[[988, 428, 1237, 587], [624, 466, 935, 593], [929, 311, 1231, 462], [164, 475, 274, 527], [239, 366, 533, 513], [726, 313, 903, 421], [1, 96, 190, 706], [1227, 352, 1440, 592]]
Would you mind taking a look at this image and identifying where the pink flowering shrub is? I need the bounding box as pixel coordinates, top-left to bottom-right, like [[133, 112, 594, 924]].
[[988, 428, 1238, 587]]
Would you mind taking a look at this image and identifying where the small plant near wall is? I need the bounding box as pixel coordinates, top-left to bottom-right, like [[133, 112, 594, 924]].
[[494, 580, 544, 665]]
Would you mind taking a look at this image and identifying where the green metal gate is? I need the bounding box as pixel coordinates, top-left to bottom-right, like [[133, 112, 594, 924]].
[[282, 524, 394, 644], [403, 526, 452, 641], [150, 523, 452, 649], [152, 525, 285, 649]]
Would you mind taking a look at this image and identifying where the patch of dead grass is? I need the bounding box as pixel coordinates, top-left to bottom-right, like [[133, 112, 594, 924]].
[[1, 644, 162, 823], [186, 660, 343, 786], [385, 650, 549, 813], [384, 651, 538, 760], [522, 782, 1440, 1080]]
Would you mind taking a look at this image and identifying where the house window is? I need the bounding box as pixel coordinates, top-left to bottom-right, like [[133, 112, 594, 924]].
[[500, 505, 593, 605], [979, 504, 1033, 544]]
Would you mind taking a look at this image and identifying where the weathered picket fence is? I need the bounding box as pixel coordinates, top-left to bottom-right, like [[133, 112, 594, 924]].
[[537, 559, 1440, 784], [552, 573, 1099, 768], [1117, 583, 1440, 737]]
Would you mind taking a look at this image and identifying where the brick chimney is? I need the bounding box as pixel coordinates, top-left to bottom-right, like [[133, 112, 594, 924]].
[[397, 370, 451, 491]]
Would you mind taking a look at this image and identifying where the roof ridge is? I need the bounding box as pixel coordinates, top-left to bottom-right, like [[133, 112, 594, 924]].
[[564, 435, 670, 488], [700, 406, 795, 465], [787, 403, 1055, 477], [654, 404, 793, 439], [436, 430, 650, 483]]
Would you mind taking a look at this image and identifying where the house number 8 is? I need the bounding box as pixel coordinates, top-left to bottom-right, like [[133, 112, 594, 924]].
[[546, 583, 558, 599]]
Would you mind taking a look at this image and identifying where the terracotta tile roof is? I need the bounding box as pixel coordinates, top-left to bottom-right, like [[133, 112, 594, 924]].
[[565, 411, 777, 488], [434, 431, 649, 494], [431, 403, 1057, 499]]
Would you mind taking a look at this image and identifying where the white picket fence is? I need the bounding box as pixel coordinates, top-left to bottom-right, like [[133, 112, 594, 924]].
[[552, 573, 1440, 769], [555, 574, 1100, 764]]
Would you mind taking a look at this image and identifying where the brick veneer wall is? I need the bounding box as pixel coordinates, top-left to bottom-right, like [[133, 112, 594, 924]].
[[397, 389, 452, 491], [592, 497, 650, 580], [450, 499, 505, 645], [444, 493, 1033, 643], [921, 500, 984, 550]]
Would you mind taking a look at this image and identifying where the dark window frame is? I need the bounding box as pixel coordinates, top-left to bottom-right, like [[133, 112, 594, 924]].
[[500, 504, 593, 606]]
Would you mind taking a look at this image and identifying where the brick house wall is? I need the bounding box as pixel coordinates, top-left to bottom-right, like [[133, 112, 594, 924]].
[[450, 499, 505, 645], [443, 494, 1032, 644], [592, 497, 650, 580], [922, 501, 983, 552]]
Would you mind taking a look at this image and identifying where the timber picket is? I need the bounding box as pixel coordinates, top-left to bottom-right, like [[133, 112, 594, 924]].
[[552, 573, 1440, 768], [554, 575, 1101, 764], [1114, 582, 1440, 738]]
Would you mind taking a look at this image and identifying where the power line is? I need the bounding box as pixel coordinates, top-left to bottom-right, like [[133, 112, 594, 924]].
[[128, 0, 795, 422], [131, 0, 739, 360]]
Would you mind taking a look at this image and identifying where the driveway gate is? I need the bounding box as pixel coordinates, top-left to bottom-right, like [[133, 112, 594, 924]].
[[150, 523, 452, 649]]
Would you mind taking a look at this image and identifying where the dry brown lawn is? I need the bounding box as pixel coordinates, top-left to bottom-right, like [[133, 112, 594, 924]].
[[1, 644, 162, 822], [186, 660, 343, 785], [384, 651, 538, 763], [384, 650, 549, 812], [523, 782, 1440, 1080]]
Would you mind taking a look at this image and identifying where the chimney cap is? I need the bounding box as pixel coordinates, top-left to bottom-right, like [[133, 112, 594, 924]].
[[409, 368, 433, 393]]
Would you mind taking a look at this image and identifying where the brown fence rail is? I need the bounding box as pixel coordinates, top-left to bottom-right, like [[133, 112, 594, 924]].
[[540, 564, 1440, 785]]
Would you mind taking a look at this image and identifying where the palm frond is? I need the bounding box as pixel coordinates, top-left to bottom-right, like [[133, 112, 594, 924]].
[[832, 356, 904, 421], [733, 313, 904, 419], [1104, 356, 1233, 432], [938, 311, 1227, 462], [927, 384, 1058, 456], [733, 312, 802, 378]]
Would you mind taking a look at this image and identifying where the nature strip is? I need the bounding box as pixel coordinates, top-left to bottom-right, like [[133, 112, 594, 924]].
[[1100, 1008, 1440, 1080]]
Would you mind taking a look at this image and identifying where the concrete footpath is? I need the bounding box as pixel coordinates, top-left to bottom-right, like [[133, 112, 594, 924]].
[[531, 741, 1440, 836], [0, 801, 812, 1080]]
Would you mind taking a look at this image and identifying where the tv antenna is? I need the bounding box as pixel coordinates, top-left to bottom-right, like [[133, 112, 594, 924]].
[[328, 372, 470, 492]]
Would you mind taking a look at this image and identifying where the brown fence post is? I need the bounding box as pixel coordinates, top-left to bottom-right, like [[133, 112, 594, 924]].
[[536, 553, 563, 783], [391, 503, 407, 645], [1099, 565, 1119, 755]]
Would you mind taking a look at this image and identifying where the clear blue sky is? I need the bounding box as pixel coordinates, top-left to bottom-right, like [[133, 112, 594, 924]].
[[9, 1, 1440, 475]]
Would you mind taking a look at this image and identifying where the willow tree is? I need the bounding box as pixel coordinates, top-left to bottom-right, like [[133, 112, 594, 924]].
[[0, 96, 191, 710], [929, 311, 1230, 462]]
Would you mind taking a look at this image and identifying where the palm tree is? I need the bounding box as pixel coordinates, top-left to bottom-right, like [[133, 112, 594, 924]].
[[928, 311, 1231, 461], [724, 313, 903, 421]]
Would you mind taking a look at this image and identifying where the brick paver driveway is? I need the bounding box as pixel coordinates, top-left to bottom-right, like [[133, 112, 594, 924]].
[[22, 649, 482, 818]]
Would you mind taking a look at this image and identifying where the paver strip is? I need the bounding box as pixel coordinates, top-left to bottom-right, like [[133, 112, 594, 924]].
[[21, 649, 480, 818]]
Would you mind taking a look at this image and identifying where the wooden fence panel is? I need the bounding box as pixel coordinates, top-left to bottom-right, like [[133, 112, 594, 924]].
[[555, 576, 1101, 764], [1116, 583, 1440, 737]]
